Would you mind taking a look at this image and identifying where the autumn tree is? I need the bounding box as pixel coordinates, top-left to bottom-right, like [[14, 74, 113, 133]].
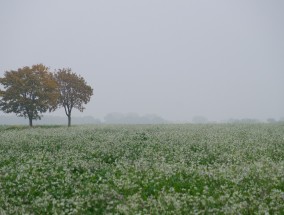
[[0, 64, 59, 127], [55, 68, 93, 127]]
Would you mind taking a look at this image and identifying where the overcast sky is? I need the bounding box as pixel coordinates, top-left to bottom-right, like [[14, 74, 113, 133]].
[[0, 0, 283, 122]]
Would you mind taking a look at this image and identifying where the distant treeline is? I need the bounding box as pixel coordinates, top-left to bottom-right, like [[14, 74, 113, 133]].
[[0, 113, 167, 125], [226, 118, 284, 124], [0, 114, 283, 125], [104, 113, 167, 124]]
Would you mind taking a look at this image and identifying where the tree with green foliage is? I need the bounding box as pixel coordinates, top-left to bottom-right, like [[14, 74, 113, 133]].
[[55, 68, 93, 127], [0, 64, 59, 127]]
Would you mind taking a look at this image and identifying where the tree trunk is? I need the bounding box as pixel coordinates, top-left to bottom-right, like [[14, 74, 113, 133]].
[[29, 117, 33, 127], [68, 115, 71, 127]]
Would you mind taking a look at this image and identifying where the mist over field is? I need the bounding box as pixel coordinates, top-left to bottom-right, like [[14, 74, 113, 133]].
[[0, 0, 284, 124], [1, 2, 284, 213]]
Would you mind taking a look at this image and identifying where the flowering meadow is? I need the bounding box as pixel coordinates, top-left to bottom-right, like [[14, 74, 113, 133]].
[[0, 124, 283, 214]]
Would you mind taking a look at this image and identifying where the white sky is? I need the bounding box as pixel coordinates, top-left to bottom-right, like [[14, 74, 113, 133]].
[[0, 0, 284, 121]]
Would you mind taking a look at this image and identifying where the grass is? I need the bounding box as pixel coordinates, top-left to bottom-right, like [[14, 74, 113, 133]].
[[0, 123, 284, 214]]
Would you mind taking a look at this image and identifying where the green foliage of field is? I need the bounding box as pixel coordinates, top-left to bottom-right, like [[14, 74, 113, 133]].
[[0, 124, 284, 214]]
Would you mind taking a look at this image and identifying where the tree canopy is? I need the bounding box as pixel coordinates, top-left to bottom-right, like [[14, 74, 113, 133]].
[[0, 64, 59, 126], [55, 68, 93, 126]]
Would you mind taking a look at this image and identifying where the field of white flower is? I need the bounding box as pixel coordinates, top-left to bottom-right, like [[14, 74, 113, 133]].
[[0, 124, 283, 214]]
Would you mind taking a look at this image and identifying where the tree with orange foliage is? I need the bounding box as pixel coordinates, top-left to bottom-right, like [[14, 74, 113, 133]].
[[55, 68, 93, 127], [0, 64, 59, 127]]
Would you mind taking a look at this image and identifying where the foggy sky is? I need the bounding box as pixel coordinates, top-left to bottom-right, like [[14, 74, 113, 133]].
[[1, 0, 284, 122]]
